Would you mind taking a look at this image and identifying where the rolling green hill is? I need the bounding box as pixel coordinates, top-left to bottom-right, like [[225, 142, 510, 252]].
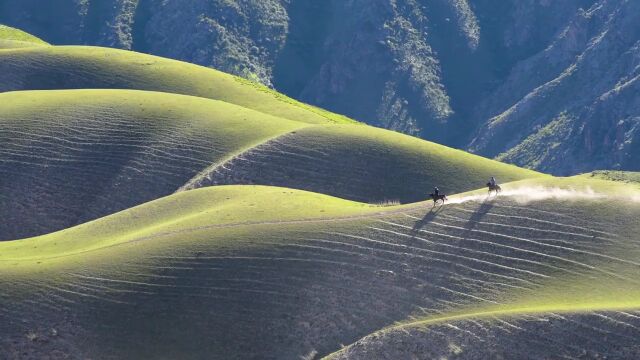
[[185, 124, 543, 202], [329, 176, 640, 359], [4, 1, 640, 174], [0, 89, 541, 240], [0, 24, 48, 49], [0, 89, 306, 239], [0, 45, 353, 125], [1, 178, 639, 359]]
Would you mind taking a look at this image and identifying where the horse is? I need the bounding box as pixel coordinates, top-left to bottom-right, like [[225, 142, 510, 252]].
[[429, 193, 448, 206], [487, 182, 502, 196]]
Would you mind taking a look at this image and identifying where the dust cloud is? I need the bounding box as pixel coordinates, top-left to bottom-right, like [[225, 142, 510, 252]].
[[448, 186, 640, 205]]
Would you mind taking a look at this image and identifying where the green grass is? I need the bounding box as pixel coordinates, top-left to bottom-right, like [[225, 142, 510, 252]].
[[0, 88, 306, 146], [4, 174, 636, 270], [366, 253, 640, 332], [450, 174, 640, 200], [0, 25, 48, 47], [184, 123, 546, 203], [324, 175, 640, 358], [0, 38, 542, 203], [0, 89, 308, 162], [0, 89, 308, 239], [0, 39, 49, 49], [0, 45, 355, 125], [1, 174, 639, 358], [2, 174, 637, 281], [0, 186, 377, 268], [309, 124, 545, 190], [327, 248, 640, 358], [0, 87, 544, 239]]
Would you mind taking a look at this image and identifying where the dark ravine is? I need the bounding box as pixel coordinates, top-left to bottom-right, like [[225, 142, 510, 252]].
[[2, 0, 639, 174]]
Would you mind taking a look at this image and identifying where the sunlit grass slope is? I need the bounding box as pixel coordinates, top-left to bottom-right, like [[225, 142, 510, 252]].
[[0, 24, 49, 49], [330, 267, 640, 359], [329, 177, 640, 359], [187, 124, 545, 203], [0, 45, 353, 124], [0, 89, 306, 239], [1, 178, 639, 359], [0, 186, 376, 266], [0, 89, 543, 240]]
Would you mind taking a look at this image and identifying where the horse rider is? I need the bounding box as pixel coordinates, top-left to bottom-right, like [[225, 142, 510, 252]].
[[489, 176, 497, 188], [433, 186, 440, 197]]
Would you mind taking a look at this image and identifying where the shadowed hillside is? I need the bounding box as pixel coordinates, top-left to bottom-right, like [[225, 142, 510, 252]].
[[185, 124, 541, 203], [0, 89, 305, 239], [0, 89, 539, 240], [0, 46, 353, 125], [1, 179, 639, 359]]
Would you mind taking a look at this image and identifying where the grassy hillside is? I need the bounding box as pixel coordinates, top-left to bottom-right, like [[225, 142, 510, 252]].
[[186, 124, 544, 203], [0, 89, 307, 239], [2, 178, 639, 359], [329, 176, 640, 359], [0, 45, 354, 125], [0, 186, 376, 265], [0, 24, 49, 49], [0, 89, 542, 240]]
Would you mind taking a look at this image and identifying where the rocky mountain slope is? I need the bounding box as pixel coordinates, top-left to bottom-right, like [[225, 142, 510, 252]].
[[1, 0, 638, 174]]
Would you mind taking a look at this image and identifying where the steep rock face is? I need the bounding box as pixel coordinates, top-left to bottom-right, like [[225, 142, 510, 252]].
[[0, 0, 88, 44], [298, 0, 452, 137], [141, 0, 288, 87], [295, 0, 593, 142], [470, 0, 640, 174]]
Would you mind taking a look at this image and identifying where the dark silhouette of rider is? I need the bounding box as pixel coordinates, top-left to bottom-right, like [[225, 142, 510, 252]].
[[489, 177, 497, 187], [434, 187, 440, 197]]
